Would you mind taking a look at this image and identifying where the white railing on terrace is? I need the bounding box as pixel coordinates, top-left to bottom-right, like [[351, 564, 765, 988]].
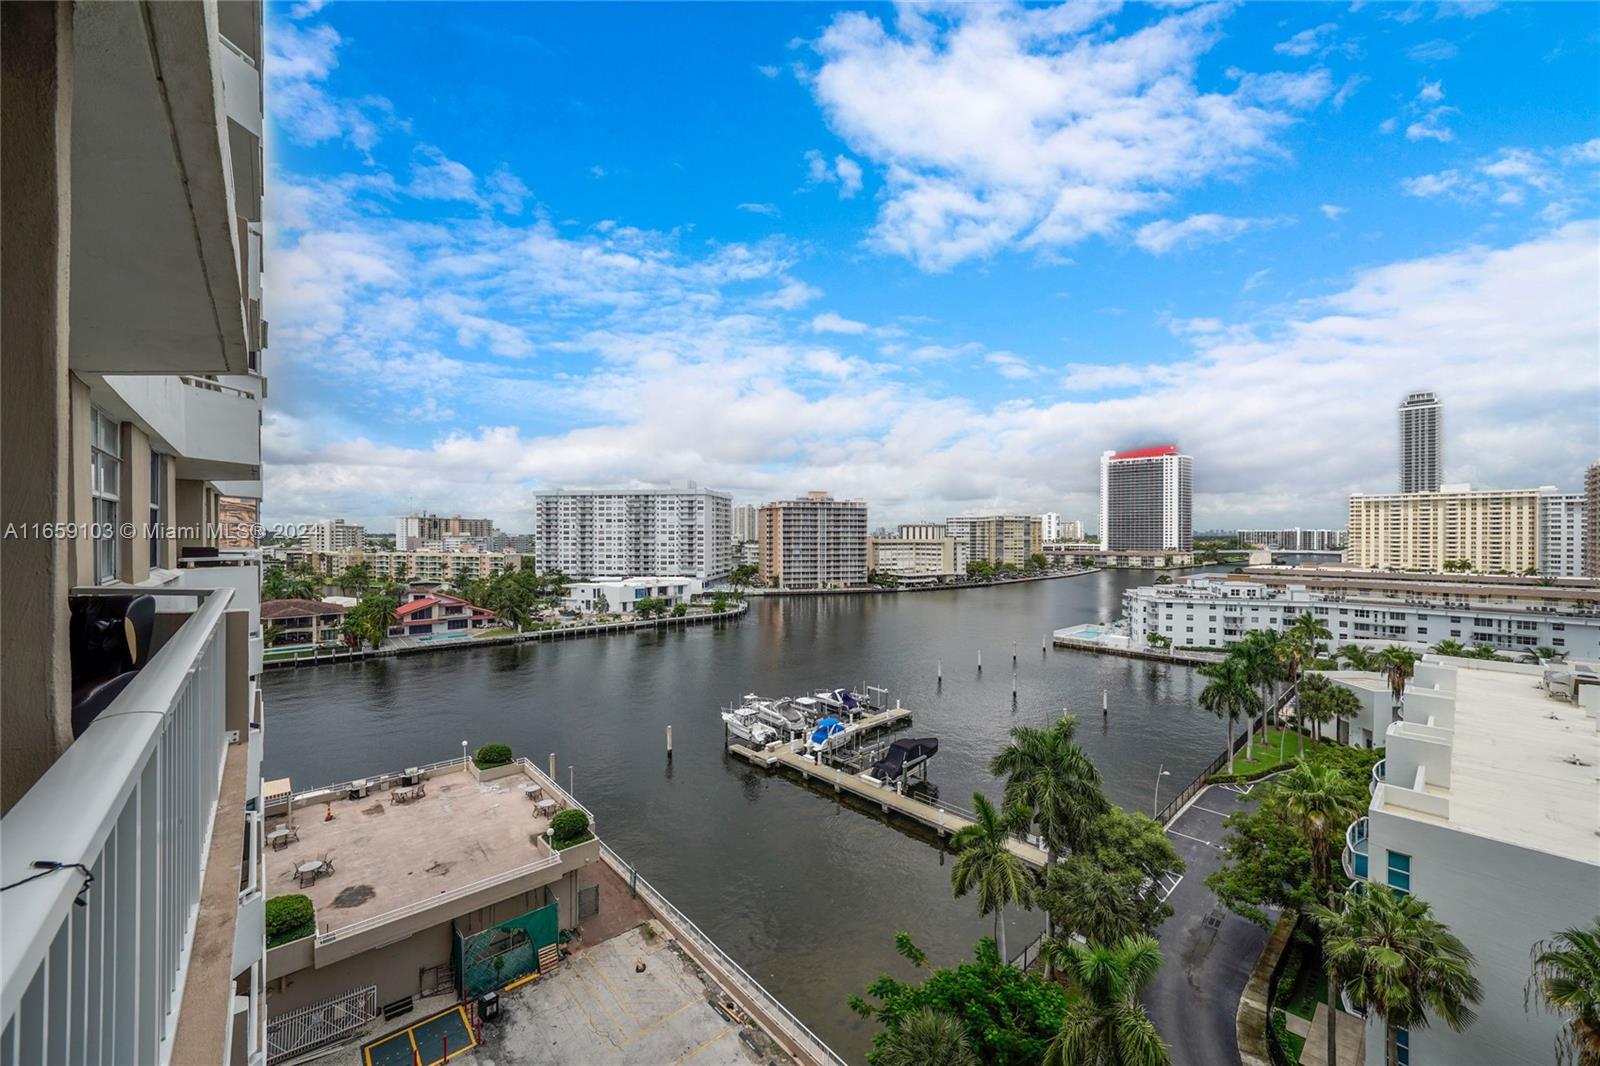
[[315, 847, 563, 945], [598, 843, 847, 1066], [1, 586, 235, 1066], [274, 755, 593, 828], [177, 374, 257, 401]]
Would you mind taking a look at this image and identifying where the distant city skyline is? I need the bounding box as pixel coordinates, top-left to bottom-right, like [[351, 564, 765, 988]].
[[261, 2, 1600, 532]]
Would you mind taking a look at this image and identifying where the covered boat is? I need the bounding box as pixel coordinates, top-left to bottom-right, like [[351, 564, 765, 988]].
[[808, 716, 848, 751], [870, 738, 939, 783]]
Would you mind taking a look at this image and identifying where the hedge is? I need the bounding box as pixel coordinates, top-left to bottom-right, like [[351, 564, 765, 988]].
[[550, 808, 591, 848], [266, 894, 315, 948], [474, 743, 513, 769]]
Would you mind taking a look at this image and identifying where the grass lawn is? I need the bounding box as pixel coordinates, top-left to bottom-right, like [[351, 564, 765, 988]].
[[1283, 1030, 1307, 1062], [1218, 726, 1331, 777], [1284, 957, 1328, 1022], [475, 627, 516, 639]]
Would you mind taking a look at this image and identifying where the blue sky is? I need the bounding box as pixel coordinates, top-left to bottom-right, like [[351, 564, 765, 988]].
[[263, 0, 1599, 532]]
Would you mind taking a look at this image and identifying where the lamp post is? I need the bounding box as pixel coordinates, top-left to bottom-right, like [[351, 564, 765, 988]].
[[1152, 764, 1172, 817], [461, 739, 468, 767]]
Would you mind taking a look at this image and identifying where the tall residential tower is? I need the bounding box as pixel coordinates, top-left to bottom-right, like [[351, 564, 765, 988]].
[[1398, 391, 1442, 493], [1099, 446, 1193, 551], [533, 485, 732, 581]]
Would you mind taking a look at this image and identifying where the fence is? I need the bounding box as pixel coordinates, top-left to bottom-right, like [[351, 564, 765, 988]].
[[1, 587, 234, 1066], [265, 985, 377, 1064], [599, 843, 848, 1066], [1154, 682, 1298, 826]]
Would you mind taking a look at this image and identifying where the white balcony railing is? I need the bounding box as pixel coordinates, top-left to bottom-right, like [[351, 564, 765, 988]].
[[1, 587, 235, 1065]]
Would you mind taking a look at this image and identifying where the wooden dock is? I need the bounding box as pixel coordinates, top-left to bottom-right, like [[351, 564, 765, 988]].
[[730, 715, 1048, 869]]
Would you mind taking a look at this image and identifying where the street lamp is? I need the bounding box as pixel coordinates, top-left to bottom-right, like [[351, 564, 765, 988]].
[[461, 739, 468, 767], [1152, 764, 1172, 817]]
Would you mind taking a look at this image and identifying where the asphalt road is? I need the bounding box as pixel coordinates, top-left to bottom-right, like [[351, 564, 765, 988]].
[[1145, 782, 1274, 1066]]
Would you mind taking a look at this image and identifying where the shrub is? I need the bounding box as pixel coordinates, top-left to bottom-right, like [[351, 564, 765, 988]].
[[474, 743, 513, 769], [266, 894, 315, 947], [1274, 945, 1304, 1007], [550, 808, 590, 847]]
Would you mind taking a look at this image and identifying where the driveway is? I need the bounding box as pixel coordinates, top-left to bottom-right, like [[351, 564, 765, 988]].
[[1145, 783, 1274, 1066]]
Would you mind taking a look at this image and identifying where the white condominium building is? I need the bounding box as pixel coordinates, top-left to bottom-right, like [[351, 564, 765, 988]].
[[532, 485, 732, 582], [867, 537, 969, 580], [1398, 390, 1443, 493], [1099, 446, 1194, 551], [758, 492, 868, 590], [1342, 658, 1597, 1066], [1121, 572, 1600, 658], [1041, 512, 1062, 543], [1537, 491, 1585, 578], [1346, 485, 1544, 573], [731, 503, 760, 544], [394, 512, 494, 550], [898, 523, 946, 540], [1237, 528, 1347, 551], [1587, 462, 1600, 578], [1062, 518, 1086, 542], [2, 3, 269, 1061], [308, 517, 366, 552]]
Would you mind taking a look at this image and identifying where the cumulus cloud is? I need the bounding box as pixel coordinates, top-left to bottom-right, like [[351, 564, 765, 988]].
[[1134, 214, 1278, 255], [1398, 80, 1458, 142], [1319, 203, 1347, 220], [267, 23, 393, 155], [806, 3, 1333, 271], [804, 150, 864, 198], [1402, 140, 1599, 215], [811, 312, 870, 334], [738, 202, 781, 217]]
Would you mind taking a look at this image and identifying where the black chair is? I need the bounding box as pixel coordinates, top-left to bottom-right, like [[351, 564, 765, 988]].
[[68, 594, 155, 737]]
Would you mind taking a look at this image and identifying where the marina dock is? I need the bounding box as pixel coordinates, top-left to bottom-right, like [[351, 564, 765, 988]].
[[730, 718, 1049, 869]]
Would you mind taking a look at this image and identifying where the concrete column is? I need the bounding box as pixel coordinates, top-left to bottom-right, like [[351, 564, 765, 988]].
[[156, 458, 178, 568], [174, 478, 208, 556], [1, 1, 74, 813], [119, 423, 151, 583], [67, 375, 92, 584]]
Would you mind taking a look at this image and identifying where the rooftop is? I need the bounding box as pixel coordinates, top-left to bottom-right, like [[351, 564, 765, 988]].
[[261, 598, 347, 617], [266, 761, 577, 936], [1377, 660, 1599, 865]]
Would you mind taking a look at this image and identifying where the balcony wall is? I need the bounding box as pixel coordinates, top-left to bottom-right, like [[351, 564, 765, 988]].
[[100, 374, 261, 482]]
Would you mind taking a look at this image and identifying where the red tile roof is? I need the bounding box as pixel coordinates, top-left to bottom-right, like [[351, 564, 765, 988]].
[[261, 598, 347, 618]]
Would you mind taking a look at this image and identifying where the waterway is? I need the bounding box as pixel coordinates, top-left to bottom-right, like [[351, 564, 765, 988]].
[[263, 568, 1230, 1062]]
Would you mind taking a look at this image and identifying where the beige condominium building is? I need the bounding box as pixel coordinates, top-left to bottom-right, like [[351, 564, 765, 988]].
[[2, 3, 270, 1063], [945, 514, 1045, 566], [279, 546, 524, 583], [1585, 460, 1600, 578], [867, 536, 969, 581], [758, 492, 869, 589], [1347, 485, 1546, 573], [394, 511, 494, 550]]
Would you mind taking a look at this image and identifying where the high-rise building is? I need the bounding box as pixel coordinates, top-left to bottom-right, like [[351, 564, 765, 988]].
[[1236, 528, 1348, 552], [1585, 461, 1600, 578], [758, 492, 868, 589], [2, 2, 268, 1060], [1536, 490, 1586, 578], [899, 523, 946, 541], [1346, 486, 1542, 572], [308, 517, 367, 552], [1062, 518, 1086, 542], [532, 485, 732, 581], [1041, 512, 1062, 543], [943, 514, 1046, 566], [1398, 391, 1442, 493], [1099, 446, 1194, 551], [394, 512, 495, 550], [731, 503, 760, 544]]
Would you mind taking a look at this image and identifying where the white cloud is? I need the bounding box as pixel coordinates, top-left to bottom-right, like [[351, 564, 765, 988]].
[[807, 3, 1332, 271], [1408, 38, 1459, 62], [1319, 203, 1347, 220], [267, 23, 392, 155], [1401, 80, 1457, 142], [1275, 23, 1338, 57], [1134, 214, 1278, 255], [1402, 140, 1597, 213], [757, 64, 781, 78], [811, 312, 870, 334], [985, 352, 1039, 380], [803, 150, 865, 198], [738, 202, 781, 217]]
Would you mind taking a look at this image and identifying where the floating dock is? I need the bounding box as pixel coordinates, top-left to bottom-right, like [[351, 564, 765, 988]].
[[729, 718, 1048, 869]]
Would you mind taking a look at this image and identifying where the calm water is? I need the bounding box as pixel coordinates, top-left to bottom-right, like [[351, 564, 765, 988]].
[[263, 570, 1229, 1061]]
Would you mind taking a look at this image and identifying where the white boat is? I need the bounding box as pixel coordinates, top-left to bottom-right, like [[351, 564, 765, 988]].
[[754, 696, 809, 735], [721, 702, 779, 746], [789, 695, 824, 723]]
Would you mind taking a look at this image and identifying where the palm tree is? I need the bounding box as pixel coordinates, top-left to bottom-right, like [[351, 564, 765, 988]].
[[1376, 645, 1419, 721], [1527, 918, 1600, 1066], [1337, 643, 1375, 671], [1276, 762, 1365, 1066], [1314, 884, 1482, 1066], [990, 716, 1109, 965], [876, 1008, 979, 1066], [1198, 658, 1260, 774], [1042, 859, 1143, 948], [951, 793, 1033, 964], [1281, 613, 1331, 757], [1042, 935, 1170, 1066], [1235, 631, 1283, 760], [1430, 639, 1468, 658]]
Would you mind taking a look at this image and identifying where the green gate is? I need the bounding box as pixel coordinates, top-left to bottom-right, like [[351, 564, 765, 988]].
[[453, 902, 559, 999]]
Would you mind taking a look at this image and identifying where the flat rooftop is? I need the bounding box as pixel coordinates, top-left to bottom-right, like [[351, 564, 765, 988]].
[[1382, 661, 1599, 865], [266, 763, 563, 933]]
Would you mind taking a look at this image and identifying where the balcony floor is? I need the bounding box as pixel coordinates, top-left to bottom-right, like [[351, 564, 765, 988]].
[[267, 766, 557, 934]]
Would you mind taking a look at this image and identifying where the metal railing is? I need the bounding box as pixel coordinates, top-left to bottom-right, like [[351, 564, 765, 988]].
[[264, 984, 376, 1064], [1370, 758, 1386, 795], [1153, 682, 1298, 826], [599, 843, 847, 1066], [1342, 816, 1369, 881], [1, 587, 235, 1065]]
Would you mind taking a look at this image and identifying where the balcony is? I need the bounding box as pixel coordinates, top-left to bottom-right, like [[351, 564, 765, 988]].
[[1341, 816, 1370, 881], [1369, 758, 1386, 795], [1, 586, 259, 1065]]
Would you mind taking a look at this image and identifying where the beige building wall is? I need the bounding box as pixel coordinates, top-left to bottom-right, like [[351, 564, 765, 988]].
[[1347, 489, 1542, 572], [965, 515, 1045, 566], [867, 537, 963, 577]]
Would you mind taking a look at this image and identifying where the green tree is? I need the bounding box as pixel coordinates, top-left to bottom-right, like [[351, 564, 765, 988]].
[[344, 591, 398, 649], [263, 563, 317, 601], [1337, 643, 1376, 671], [334, 561, 372, 596], [965, 560, 995, 580], [1042, 935, 1171, 1066], [1234, 631, 1283, 761], [1281, 612, 1332, 756], [1198, 658, 1260, 775], [951, 794, 1033, 963], [1278, 761, 1365, 1065], [1430, 639, 1468, 658], [1376, 645, 1419, 720], [634, 596, 667, 619], [1314, 884, 1482, 1066], [393, 559, 410, 586], [1041, 808, 1183, 945], [990, 716, 1109, 968], [729, 563, 759, 591], [849, 935, 1067, 1066], [1028, 552, 1049, 571], [874, 1009, 979, 1066], [1526, 919, 1600, 1066], [1297, 673, 1362, 745]]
